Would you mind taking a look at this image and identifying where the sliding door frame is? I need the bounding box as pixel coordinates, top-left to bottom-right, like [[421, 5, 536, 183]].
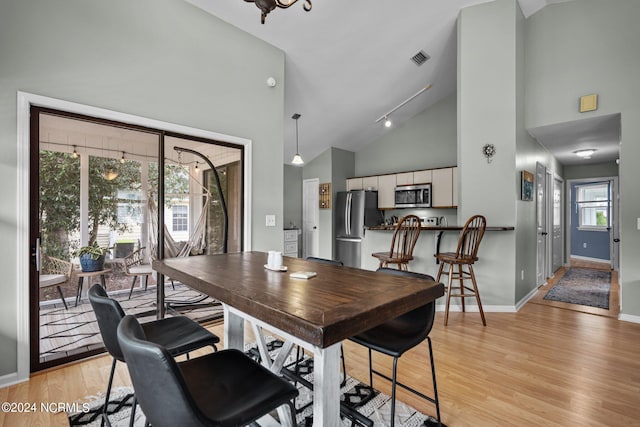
[[17, 91, 252, 379]]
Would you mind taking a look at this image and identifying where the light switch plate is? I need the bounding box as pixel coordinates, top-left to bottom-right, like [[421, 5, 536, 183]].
[[266, 214, 276, 227]]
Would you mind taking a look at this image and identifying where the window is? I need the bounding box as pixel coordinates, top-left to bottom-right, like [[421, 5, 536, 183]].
[[172, 205, 189, 232], [576, 182, 609, 231]]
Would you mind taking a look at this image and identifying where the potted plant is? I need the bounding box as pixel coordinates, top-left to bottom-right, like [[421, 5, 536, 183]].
[[73, 242, 111, 272]]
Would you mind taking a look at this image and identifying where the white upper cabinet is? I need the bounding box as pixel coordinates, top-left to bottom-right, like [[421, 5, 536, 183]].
[[362, 176, 379, 190], [346, 178, 363, 191], [395, 172, 413, 186], [378, 174, 396, 209], [347, 166, 457, 209], [413, 169, 433, 185], [432, 167, 454, 207]]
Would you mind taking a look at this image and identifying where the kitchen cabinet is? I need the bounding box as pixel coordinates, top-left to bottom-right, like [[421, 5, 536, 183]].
[[432, 167, 454, 207], [347, 178, 363, 191], [452, 166, 459, 207], [413, 169, 433, 185], [284, 229, 299, 258], [395, 172, 413, 186], [347, 165, 457, 209], [378, 174, 396, 209], [362, 176, 378, 190]]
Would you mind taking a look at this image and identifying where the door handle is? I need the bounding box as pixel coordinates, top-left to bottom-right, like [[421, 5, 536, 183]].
[[541, 232, 548, 236], [613, 238, 620, 242], [313, 226, 317, 230]]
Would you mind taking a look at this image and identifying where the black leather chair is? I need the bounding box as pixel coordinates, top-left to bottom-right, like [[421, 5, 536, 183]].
[[349, 268, 441, 427], [88, 284, 220, 426], [117, 314, 299, 427]]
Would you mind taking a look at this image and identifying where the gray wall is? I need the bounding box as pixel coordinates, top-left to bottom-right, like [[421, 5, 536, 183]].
[[302, 147, 354, 259], [563, 162, 618, 181], [0, 0, 285, 378], [355, 95, 457, 176], [284, 165, 303, 229], [525, 0, 640, 318]]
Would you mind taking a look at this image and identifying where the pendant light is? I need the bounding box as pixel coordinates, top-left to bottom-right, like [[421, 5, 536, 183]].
[[291, 113, 304, 166]]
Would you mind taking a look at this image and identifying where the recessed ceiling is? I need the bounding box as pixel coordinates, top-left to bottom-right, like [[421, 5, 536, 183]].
[[527, 113, 621, 166]]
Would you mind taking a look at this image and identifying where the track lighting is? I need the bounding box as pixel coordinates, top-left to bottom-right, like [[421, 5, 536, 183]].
[[376, 84, 432, 128]]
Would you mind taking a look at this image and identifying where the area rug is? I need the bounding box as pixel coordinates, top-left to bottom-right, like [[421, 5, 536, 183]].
[[69, 338, 442, 427], [543, 268, 611, 309]]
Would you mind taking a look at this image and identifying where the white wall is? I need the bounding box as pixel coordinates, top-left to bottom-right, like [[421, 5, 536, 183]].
[[0, 0, 285, 379]]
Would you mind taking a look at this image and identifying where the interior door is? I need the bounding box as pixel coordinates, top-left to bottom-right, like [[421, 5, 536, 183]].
[[303, 178, 319, 258], [552, 176, 563, 272], [610, 178, 620, 271], [536, 162, 548, 285]]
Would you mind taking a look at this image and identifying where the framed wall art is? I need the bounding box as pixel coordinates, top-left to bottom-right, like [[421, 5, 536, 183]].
[[521, 170, 534, 201]]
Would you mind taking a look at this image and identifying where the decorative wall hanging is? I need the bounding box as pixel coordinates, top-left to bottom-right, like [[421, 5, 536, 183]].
[[521, 170, 534, 201], [319, 182, 331, 209], [482, 144, 496, 163]]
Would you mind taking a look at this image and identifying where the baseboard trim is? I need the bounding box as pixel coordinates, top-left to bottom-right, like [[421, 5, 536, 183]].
[[436, 304, 517, 313], [618, 313, 640, 324], [515, 286, 539, 311], [0, 372, 26, 390], [570, 255, 611, 263]]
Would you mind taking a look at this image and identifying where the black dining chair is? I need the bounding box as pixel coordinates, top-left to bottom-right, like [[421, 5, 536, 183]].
[[117, 314, 299, 427], [349, 268, 442, 427], [88, 284, 220, 426]]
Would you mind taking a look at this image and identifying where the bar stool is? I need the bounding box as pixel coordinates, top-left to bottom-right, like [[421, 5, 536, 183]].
[[372, 214, 422, 271], [435, 214, 487, 326]]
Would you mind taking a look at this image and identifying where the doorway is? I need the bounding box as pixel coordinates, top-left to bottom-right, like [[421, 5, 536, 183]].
[[302, 178, 319, 258], [567, 177, 618, 270], [29, 106, 245, 372]]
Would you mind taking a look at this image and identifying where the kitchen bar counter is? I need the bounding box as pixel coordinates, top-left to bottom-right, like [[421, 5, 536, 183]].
[[367, 225, 515, 231]]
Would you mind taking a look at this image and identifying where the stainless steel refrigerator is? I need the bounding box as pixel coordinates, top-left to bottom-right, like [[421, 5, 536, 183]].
[[335, 190, 382, 268]]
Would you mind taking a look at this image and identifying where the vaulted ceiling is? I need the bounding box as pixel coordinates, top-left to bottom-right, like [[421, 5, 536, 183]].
[[186, 0, 619, 167]]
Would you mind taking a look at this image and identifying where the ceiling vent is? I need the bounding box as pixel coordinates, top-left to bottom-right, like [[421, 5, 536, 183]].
[[410, 50, 430, 66]]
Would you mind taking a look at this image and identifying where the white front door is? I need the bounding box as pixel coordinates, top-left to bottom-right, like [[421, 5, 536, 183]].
[[302, 178, 319, 258]]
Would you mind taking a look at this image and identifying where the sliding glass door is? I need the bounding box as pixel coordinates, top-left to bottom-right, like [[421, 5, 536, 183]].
[[30, 107, 243, 371]]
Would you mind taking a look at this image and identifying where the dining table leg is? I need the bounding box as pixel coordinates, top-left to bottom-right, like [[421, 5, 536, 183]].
[[223, 305, 245, 350], [313, 343, 341, 427]]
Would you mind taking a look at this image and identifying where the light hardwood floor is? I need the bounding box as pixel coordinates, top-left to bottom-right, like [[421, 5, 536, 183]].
[[2, 298, 640, 426]]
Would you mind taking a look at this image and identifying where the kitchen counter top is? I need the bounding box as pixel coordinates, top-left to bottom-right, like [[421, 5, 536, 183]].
[[368, 225, 514, 231]]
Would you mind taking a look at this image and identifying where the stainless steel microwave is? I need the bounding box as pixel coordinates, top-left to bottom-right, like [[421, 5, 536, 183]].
[[394, 184, 431, 208]]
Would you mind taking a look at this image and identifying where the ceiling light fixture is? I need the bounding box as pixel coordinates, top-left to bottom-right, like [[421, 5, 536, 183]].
[[574, 149, 596, 159], [291, 113, 304, 166], [375, 84, 432, 128], [244, 0, 312, 24]]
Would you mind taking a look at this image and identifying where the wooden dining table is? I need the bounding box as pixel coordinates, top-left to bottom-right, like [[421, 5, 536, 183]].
[[153, 251, 444, 426]]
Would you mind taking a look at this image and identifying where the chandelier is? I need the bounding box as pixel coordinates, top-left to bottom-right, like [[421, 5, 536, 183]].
[[244, 0, 312, 24]]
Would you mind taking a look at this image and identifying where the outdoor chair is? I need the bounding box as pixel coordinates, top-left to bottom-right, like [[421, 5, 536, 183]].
[[117, 314, 298, 427], [40, 255, 73, 310], [88, 284, 219, 426], [123, 247, 157, 299]]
